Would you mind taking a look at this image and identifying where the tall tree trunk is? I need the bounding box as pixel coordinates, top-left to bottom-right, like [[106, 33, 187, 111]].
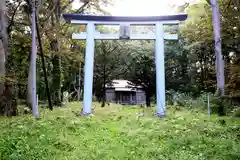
[[0, 1, 6, 96], [211, 0, 225, 96], [0, 41, 5, 96], [146, 92, 151, 107], [52, 54, 61, 106], [27, 57, 33, 107], [0, 0, 17, 116], [101, 62, 106, 108], [101, 42, 106, 107], [0, 40, 6, 115], [77, 63, 81, 101], [30, 0, 38, 118], [35, 15, 53, 110], [51, 0, 62, 106]]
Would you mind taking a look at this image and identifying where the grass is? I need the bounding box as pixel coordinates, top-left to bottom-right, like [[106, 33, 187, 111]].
[[0, 102, 239, 160]]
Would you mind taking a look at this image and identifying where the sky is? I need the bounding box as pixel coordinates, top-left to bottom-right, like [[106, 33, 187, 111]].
[[72, 0, 199, 16]]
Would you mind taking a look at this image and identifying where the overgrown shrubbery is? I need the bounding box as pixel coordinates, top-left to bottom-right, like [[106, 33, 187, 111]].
[[166, 90, 238, 116], [166, 90, 206, 108], [1, 103, 239, 160], [233, 109, 240, 117]]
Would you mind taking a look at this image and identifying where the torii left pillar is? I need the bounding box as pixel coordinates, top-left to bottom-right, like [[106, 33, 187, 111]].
[[82, 22, 95, 114]]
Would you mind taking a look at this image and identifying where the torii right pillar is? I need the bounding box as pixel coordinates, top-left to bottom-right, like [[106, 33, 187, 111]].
[[155, 21, 165, 117]]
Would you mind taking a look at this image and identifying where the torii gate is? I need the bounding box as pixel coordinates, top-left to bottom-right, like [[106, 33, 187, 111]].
[[63, 14, 187, 117]]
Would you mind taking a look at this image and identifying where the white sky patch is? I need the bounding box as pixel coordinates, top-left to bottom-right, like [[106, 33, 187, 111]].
[[72, 0, 199, 16]]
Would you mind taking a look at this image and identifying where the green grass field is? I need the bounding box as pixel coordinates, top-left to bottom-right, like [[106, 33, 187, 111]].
[[0, 103, 239, 160]]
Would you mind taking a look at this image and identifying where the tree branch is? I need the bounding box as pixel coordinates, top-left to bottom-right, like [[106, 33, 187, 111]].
[[109, 45, 119, 53], [7, 1, 22, 33], [61, 0, 90, 28], [61, 0, 75, 12], [40, 0, 90, 35], [224, 0, 233, 12], [41, 2, 58, 23]]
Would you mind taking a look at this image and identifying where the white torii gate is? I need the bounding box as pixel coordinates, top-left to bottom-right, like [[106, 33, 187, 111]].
[[63, 14, 187, 117]]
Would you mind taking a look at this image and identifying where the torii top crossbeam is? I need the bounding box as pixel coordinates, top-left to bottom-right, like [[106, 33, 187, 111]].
[[63, 14, 187, 40], [63, 14, 187, 25], [63, 14, 187, 22]]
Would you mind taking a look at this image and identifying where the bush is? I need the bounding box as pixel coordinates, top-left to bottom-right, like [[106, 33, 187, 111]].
[[210, 95, 226, 116], [209, 90, 237, 116], [233, 108, 240, 117], [166, 90, 206, 108], [166, 90, 235, 116]]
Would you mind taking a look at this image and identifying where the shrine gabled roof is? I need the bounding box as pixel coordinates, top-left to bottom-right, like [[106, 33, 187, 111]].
[[62, 14, 187, 22], [105, 80, 142, 89]]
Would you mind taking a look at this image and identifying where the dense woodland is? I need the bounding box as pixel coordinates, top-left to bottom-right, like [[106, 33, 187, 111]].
[[0, 0, 239, 116]]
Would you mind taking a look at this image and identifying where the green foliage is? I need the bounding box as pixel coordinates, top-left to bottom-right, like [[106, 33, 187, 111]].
[[93, 40, 128, 102], [124, 40, 156, 106], [181, 0, 240, 97], [3, 0, 240, 115], [233, 109, 240, 117], [52, 55, 62, 106], [2, 0, 113, 107], [209, 91, 235, 116], [210, 95, 227, 116], [0, 103, 240, 160], [166, 90, 207, 108], [166, 89, 237, 116]]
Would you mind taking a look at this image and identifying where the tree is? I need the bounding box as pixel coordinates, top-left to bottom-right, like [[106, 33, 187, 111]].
[[180, 0, 217, 95], [94, 40, 128, 107], [211, 0, 225, 96], [50, 0, 62, 106], [125, 40, 156, 107], [0, 0, 18, 116], [0, 0, 113, 116], [179, 0, 240, 102], [33, 0, 110, 106], [0, 1, 6, 97]]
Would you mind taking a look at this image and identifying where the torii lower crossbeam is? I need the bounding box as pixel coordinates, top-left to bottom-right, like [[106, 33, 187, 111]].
[[63, 14, 187, 117]]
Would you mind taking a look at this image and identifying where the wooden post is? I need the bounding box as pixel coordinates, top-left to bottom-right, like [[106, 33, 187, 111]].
[[207, 93, 211, 120]]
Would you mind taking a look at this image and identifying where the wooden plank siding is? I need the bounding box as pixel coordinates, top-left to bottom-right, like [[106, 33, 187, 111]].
[[105, 88, 146, 105]]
